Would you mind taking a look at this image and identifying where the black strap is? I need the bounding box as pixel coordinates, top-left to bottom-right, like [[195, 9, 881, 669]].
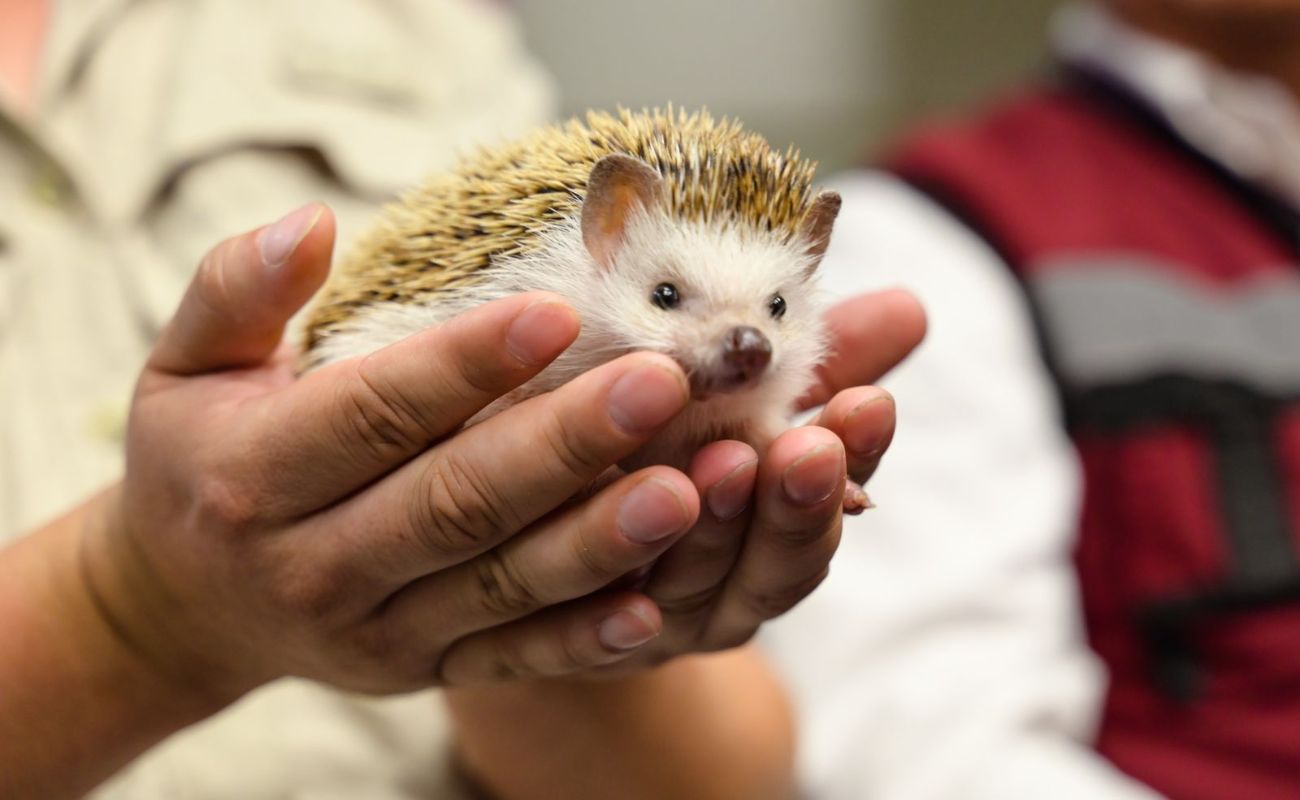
[[1072, 376, 1299, 701], [1070, 376, 1297, 585], [1139, 573, 1300, 702]]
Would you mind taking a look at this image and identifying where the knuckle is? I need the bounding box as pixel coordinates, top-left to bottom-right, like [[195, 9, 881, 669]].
[[738, 587, 802, 620], [552, 627, 592, 674], [654, 584, 722, 619], [275, 570, 348, 622], [771, 516, 838, 548], [487, 636, 531, 682], [569, 525, 624, 583], [443, 339, 514, 400], [482, 625, 593, 683], [541, 408, 610, 481], [737, 566, 831, 620], [192, 473, 261, 530], [193, 240, 243, 324], [473, 550, 544, 619], [338, 361, 433, 461], [680, 530, 743, 566], [413, 454, 518, 555]]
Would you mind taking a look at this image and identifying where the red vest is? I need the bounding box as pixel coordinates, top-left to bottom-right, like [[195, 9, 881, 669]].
[[890, 72, 1300, 799]]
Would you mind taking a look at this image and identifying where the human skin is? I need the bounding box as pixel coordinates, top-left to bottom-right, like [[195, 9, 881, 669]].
[[443, 296, 918, 800], [447, 648, 800, 800], [0, 204, 922, 800], [0, 0, 46, 114]]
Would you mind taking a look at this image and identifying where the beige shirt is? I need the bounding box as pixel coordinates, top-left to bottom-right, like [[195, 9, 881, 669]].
[[1, 0, 553, 795]]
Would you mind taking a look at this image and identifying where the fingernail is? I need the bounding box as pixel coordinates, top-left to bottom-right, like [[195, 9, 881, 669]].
[[506, 300, 579, 365], [259, 204, 322, 268], [844, 395, 894, 457], [706, 460, 757, 521], [597, 608, 660, 651], [618, 477, 691, 544], [782, 444, 844, 506], [607, 362, 688, 434]]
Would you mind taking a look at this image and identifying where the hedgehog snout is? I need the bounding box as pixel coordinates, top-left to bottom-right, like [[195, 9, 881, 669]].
[[686, 326, 771, 398], [724, 326, 772, 379]]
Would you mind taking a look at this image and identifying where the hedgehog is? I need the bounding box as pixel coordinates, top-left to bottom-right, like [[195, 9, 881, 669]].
[[302, 107, 867, 510]]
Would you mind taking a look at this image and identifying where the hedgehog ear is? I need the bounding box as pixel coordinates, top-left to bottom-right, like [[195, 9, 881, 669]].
[[798, 191, 842, 277], [582, 154, 664, 270]]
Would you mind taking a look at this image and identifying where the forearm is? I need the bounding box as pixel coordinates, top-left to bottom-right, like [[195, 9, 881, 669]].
[[445, 646, 796, 800], [0, 486, 226, 800]]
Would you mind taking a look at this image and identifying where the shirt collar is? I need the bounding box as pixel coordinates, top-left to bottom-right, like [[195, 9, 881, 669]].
[[1053, 2, 1300, 211], [38, 0, 134, 112]]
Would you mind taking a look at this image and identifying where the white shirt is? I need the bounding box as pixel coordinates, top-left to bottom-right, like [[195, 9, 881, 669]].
[[759, 5, 1300, 799]]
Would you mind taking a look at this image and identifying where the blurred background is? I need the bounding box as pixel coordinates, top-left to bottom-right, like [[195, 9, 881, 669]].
[[516, 0, 1064, 173]]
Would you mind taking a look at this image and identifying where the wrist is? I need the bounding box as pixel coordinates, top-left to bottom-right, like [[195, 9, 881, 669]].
[[0, 486, 231, 797], [78, 483, 265, 710], [444, 651, 796, 800]]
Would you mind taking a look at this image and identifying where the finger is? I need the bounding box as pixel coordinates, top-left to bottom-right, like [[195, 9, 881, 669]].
[[812, 387, 896, 483], [436, 593, 662, 685], [150, 204, 334, 376], [300, 352, 690, 585], [238, 292, 580, 515], [379, 467, 697, 646], [798, 288, 926, 409], [643, 441, 757, 619], [707, 427, 845, 645]]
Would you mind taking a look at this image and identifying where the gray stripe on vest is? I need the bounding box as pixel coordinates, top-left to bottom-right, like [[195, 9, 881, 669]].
[[1032, 256, 1300, 592], [1031, 258, 1300, 394]]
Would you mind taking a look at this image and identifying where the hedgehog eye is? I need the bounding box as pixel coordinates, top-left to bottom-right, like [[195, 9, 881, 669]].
[[652, 283, 681, 310], [768, 294, 787, 319]]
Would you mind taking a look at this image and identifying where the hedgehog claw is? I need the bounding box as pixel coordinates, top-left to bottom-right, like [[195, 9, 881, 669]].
[[843, 478, 873, 515]]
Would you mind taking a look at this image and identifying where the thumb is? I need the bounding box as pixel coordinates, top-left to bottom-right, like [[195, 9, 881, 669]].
[[148, 204, 335, 376]]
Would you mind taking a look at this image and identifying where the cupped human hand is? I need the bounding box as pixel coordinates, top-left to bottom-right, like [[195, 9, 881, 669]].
[[83, 203, 732, 703], [540, 289, 927, 674]]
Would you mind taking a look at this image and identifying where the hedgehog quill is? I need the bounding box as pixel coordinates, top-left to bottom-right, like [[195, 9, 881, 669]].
[[303, 108, 867, 512]]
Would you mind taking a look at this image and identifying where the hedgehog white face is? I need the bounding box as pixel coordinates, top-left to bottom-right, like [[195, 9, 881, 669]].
[[577, 154, 839, 406], [595, 214, 822, 400]]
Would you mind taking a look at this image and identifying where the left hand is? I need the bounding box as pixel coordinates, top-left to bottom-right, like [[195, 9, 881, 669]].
[[467, 288, 924, 675]]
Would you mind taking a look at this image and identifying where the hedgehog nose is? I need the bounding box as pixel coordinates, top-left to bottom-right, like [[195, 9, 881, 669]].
[[722, 326, 772, 385]]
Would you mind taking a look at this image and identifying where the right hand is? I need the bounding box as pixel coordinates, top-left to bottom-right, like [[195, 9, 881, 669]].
[[85, 204, 706, 703], [570, 290, 925, 674]]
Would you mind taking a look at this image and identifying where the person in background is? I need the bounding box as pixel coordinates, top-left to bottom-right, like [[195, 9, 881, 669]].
[[0, 1, 923, 799], [761, 1, 1300, 798]]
